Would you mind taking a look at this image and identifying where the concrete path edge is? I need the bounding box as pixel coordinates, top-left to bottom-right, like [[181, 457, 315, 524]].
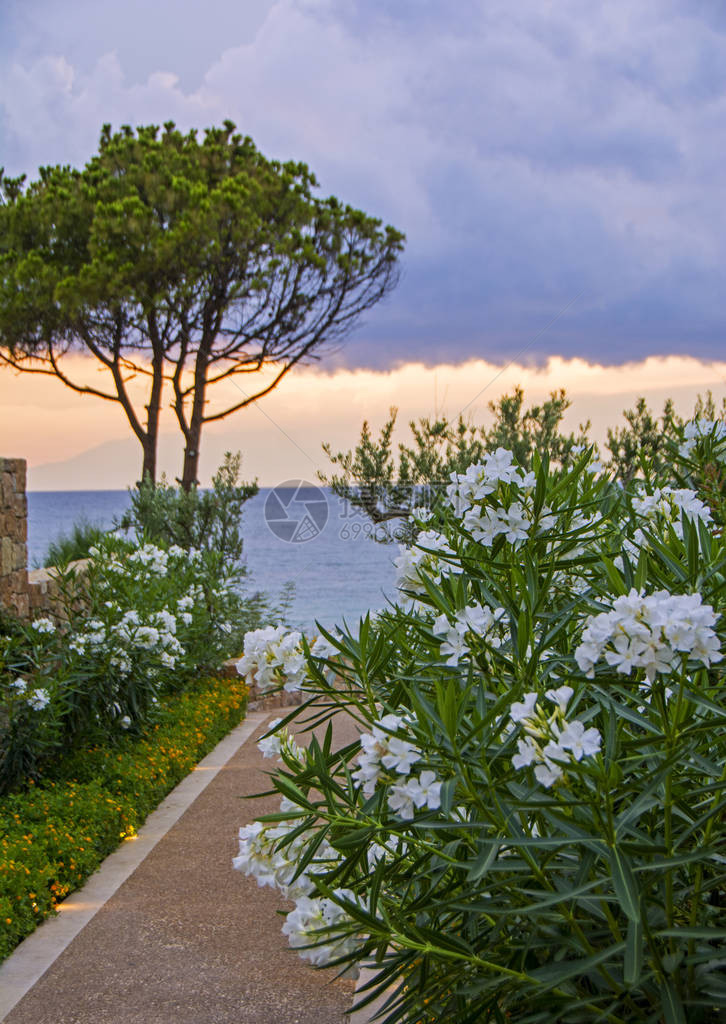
[[0, 710, 271, 1022]]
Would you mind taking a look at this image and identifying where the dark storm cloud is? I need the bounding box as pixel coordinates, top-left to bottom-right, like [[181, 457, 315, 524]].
[[1, 0, 725, 370]]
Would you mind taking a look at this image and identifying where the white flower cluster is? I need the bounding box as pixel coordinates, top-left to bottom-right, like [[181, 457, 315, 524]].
[[233, 797, 365, 969], [126, 543, 170, 576], [236, 626, 307, 692], [616, 487, 713, 569], [446, 448, 529, 515], [432, 602, 506, 666], [176, 594, 195, 626], [351, 712, 442, 820], [463, 501, 531, 547], [575, 589, 722, 682], [510, 686, 601, 788], [7, 677, 51, 711], [68, 608, 183, 674], [237, 629, 335, 694], [234, 798, 335, 896], [281, 890, 363, 968], [394, 448, 603, 600], [633, 486, 711, 526], [29, 617, 56, 634], [630, 486, 712, 541], [446, 450, 539, 549], [679, 418, 726, 459], [445, 448, 597, 553], [393, 530, 461, 595], [28, 689, 50, 711], [256, 717, 303, 762]]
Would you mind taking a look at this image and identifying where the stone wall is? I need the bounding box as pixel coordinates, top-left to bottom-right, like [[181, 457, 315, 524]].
[[0, 457, 29, 618], [1, 458, 90, 622]]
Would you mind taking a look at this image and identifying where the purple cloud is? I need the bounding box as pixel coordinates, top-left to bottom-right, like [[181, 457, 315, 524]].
[[1, 0, 725, 370]]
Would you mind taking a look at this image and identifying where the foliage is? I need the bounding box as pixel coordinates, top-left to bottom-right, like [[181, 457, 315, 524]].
[[0, 122, 404, 486], [605, 397, 681, 483], [117, 451, 258, 564], [321, 387, 591, 541], [0, 532, 261, 794], [323, 387, 726, 543], [235, 420, 726, 1023], [0, 674, 247, 962], [40, 516, 107, 568], [605, 393, 726, 529]]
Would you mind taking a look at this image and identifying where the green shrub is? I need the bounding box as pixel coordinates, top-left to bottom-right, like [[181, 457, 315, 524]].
[[235, 419, 726, 1023], [0, 674, 247, 962], [40, 517, 107, 568], [118, 451, 258, 564], [0, 527, 265, 794]]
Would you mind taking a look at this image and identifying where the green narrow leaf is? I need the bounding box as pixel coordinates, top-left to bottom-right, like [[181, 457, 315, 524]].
[[600, 555, 627, 596], [438, 776, 457, 816], [687, 516, 700, 580], [609, 846, 640, 922], [533, 458, 547, 515], [624, 918, 643, 987], [516, 607, 530, 661], [661, 979, 686, 1024], [467, 840, 500, 881], [530, 942, 625, 988]]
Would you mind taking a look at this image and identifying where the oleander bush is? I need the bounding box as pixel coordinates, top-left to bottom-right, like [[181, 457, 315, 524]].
[[0, 673, 247, 962], [0, 530, 262, 794], [40, 516, 107, 568], [234, 418, 726, 1023], [117, 451, 258, 564]]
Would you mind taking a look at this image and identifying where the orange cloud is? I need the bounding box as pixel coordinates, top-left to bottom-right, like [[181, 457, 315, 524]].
[[2, 353, 725, 488]]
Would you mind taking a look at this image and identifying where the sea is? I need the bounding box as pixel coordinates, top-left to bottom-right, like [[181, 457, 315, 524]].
[[27, 487, 399, 634]]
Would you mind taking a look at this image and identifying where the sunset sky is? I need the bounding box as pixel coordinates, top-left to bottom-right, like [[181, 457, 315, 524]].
[[1, 1, 725, 487]]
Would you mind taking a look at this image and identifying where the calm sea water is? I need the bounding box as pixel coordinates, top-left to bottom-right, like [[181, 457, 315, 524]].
[[27, 488, 398, 633]]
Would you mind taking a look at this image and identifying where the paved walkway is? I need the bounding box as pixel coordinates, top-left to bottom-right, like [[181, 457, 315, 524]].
[[0, 710, 359, 1024]]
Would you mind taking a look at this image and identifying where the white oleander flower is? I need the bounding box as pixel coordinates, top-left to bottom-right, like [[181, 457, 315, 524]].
[[380, 736, 423, 774], [387, 771, 442, 819], [534, 757, 564, 788], [499, 502, 530, 544], [509, 692, 601, 787], [439, 629, 470, 666], [555, 720, 601, 760], [30, 617, 56, 633], [484, 447, 520, 484], [575, 588, 721, 682], [28, 689, 50, 711], [509, 692, 538, 724], [257, 718, 283, 758], [281, 890, 363, 968], [544, 685, 574, 713], [310, 635, 335, 658], [512, 736, 538, 769], [352, 713, 421, 797]]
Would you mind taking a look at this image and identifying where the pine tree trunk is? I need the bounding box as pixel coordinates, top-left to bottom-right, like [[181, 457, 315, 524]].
[[179, 345, 209, 491], [139, 333, 165, 486], [180, 388, 205, 491], [141, 438, 157, 485], [181, 432, 200, 491]]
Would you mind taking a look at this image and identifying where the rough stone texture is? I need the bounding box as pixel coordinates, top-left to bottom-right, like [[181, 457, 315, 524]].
[[2, 714, 359, 1024], [0, 457, 29, 619], [27, 561, 89, 622], [0, 458, 86, 622]]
